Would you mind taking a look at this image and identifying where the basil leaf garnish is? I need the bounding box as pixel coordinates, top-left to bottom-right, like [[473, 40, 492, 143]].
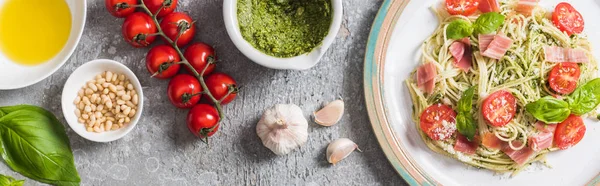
[[473, 12, 505, 35], [0, 174, 24, 186], [566, 78, 600, 115], [0, 105, 80, 186], [446, 19, 473, 40], [456, 86, 477, 141], [525, 96, 570, 123]]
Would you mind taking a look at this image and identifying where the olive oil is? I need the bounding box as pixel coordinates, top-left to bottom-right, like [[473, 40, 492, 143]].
[[0, 0, 72, 66]]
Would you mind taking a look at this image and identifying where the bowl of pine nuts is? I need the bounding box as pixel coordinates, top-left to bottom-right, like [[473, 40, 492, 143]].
[[62, 59, 143, 142]]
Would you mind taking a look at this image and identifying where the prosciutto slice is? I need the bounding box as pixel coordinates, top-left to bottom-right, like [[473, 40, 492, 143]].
[[529, 132, 554, 151], [534, 121, 557, 133], [482, 34, 513, 59], [544, 46, 589, 63], [516, 0, 539, 16], [501, 141, 535, 166], [449, 41, 472, 72], [478, 34, 495, 52], [479, 0, 500, 13], [454, 133, 479, 155], [481, 132, 503, 150], [416, 62, 437, 94]]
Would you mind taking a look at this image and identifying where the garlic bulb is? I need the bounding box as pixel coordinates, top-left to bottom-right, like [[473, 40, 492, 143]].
[[326, 138, 361, 165], [313, 99, 344, 126], [256, 104, 308, 155]]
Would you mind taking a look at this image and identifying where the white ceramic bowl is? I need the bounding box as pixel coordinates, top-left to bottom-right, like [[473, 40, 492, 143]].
[[0, 0, 86, 90], [223, 0, 343, 70], [61, 59, 143, 142]]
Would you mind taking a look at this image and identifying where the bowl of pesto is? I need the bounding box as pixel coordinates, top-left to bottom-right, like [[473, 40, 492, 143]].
[[223, 0, 342, 70]]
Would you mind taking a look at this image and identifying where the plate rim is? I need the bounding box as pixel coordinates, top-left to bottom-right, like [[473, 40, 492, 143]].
[[363, 0, 600, 185]]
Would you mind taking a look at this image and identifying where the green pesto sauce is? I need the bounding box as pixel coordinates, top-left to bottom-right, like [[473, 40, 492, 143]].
[[237, 0, 332, 58]]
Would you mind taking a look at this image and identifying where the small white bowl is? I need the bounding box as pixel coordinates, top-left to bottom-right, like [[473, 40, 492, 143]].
[[223, 0, 343, 70], [61, 59, 143, 142], [0, 0, 87, 90]]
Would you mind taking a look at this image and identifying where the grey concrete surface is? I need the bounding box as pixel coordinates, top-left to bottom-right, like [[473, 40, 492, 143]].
[[0, 0, 407, 185]]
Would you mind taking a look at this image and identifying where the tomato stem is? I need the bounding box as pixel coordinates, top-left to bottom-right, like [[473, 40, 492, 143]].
[[139, 0, 225, 129]]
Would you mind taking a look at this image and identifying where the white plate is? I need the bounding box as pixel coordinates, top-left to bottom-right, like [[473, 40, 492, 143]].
[[365, 0, 600, 185], [61, 59, 143, 142], [0, 0, 86, 90]]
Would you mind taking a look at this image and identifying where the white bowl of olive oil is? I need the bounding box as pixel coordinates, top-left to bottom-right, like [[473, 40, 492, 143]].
[[224, 0, 343, 70], [0, 0, 86, 90]]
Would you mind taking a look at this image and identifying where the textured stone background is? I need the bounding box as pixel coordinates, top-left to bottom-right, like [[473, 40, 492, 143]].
[[0, 0, 408, 185]]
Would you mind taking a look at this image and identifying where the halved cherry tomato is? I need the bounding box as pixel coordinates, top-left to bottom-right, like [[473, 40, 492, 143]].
[[419, 104, 457, 140], [122, 12, 157, 48], [146, 45, 181, 79], [184, 43, 217, 76], [548, 62, 580, 94], [105, 0, 138, 18], [482, 90, 516, 127], [446, 0, 480, 16], [187, 104, 220, 138], [167, 74, 202, 108], [552, 2, 584, 36], [554, 115, 586, 150], [143, 0, 178, 17], [205, 72, 237, 105], [160, 12, 195, 47]]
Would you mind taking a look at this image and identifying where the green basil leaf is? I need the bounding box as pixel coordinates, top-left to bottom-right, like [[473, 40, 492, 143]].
[[456, 86, 477, 141], [0, 174, 24, 186], [0, 105, 80, 186], [566, 78, 600, 115], [457, 86, 476, 113], [473, 12, 505, 35], [446, 19, 473, 40], [456, 113, 477, 141], [525, 96, 570, 123]]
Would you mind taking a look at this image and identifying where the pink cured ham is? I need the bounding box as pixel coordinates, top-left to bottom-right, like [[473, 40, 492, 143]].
[[479, 0, 500, 13], [534, 121, 557, 133], [450, 41, 472, 72], [478, 34, 495, 52], [459, 37, 471, 46], [543, 46, 589, 63], [501, 141, 535, 166], [482, 34, 513, 60], [454, 133, 478, 155], [481, 132, 503, 150], [416, 62, 437, 94], [529, 132, 554, 151], [515, 0, 539, 16]]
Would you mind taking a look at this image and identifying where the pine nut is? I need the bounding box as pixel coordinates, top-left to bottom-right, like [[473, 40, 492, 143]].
[[116, 85, 125, 91], [118, 74, 125, 81], [93, 126, 101, 133], [123, 107, 131, 116], [125, 117, 131, 123], [78, 103, 85, 110], [95, 111, 102, 118], [126, 101, 135, 108], [74, 96, 81, 104], [85, 88, 94, 95], [103, 88, 110, 95], [117, 91, 125, 96], [122, 94, 131, 101], [109, 84, 117, 93], [127, 84, 133, 90], [90, 104, 97, 112], [96, 84, 104, 91], [102, 83, 110, 88], [115, 105, 121, 113], [106, 71, 113, 82], [88, 83, 98, 91], [78, 118, 85, 124], [117, 100, 125, 105], [105, 121, 113, 130], [109, 93, 116, 99], [111, 124, 120, 130], [97, 78, 106, 84], [112, 74, 117, 82], [84, 106, 92, 112], [106, 100, 113, 109], [78, 89, 84, 97], [87, 127, 93, 132], [128, 109, 136, 117], [97, 105, 104, 111], [82, 96, 90, 105], [132, 94, 138, 105], [118, 118, 124, 124], [90, 94, 98, 103]]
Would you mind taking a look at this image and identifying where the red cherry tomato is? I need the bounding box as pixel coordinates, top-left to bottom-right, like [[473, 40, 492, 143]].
[[205, 72, 237, 105], [167, 74, 202, 108], [105, 0, 138, 18], [548, 62, 580, 94], [160, 12, 195, 47], [419, 104, 457, 140], [184, 43, 217, 76], [122, 12, 157, 48], [145, 45, 181, 79], [143, 0, 178, 17], [552, 2, 584, 36], [187, 104, 220, 138], [554, 115, 586, 150], [445, 0, 479, 16], [482, 90, 516, 127]]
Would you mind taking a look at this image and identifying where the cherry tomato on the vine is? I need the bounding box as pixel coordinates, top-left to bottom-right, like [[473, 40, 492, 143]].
[[187, 104, 220, 138], [184, 43, 217, 75], [122, 12, 157, 48], [143, 0, 178, 17], [146, 45, 181, 79], [160, 12, 195, 47], [205, 72, 237, 105], [168, 74, 202, 108], [105, 0, 138, 18]]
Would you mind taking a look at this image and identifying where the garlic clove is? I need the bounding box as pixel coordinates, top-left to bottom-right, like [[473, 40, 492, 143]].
[[313, 99, 344, 126], [326, 138, 361, 165]]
